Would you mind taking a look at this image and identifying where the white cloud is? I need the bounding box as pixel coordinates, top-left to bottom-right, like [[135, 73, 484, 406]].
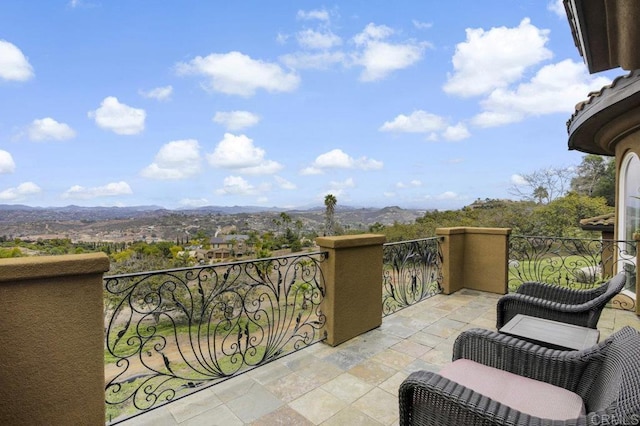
[[413, 20, 433, 30], [0, 40, 34, 81], [303, 148, 383, 174], [0, 150, 16, 173], [139, 85, 173, 101], [213, 111, 261, 131], [380, 110, 471, 141], [176, 51, 300, 97], [330, 177, 355, 190], [179, 198, 210, 208], [300, 166, 323, 175], [297, 9, 330, 22], [215, 175, 265, 196], [0, 182, 41, 200], [511, 174, 528, 185], [296, 29, 342, 50], [547, 0, 566, 17], [141, 139, 201, 180], [353, 23, 395, 46], [276, 33, 289, 44], [275, 175, 296, 190], [380, 110, 447, 133], [315, 149, 355, 168], [396, 180, 422, 188], [352, 23, 427, 81], [321, 178, 356, 199], [207, 133, 282, 175], [279, 51, 346, 70], [436, 191, 459, 200], [442, 123, 471, 141], [88, 96, 146, 135], [27, 117, 76, 141], [443, 18, 552, 97], [472, 59, 611, 127], [62, 181, 132, 199]]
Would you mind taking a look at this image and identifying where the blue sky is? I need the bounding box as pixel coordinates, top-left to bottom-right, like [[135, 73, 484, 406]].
[[0, 0, 619, 210]]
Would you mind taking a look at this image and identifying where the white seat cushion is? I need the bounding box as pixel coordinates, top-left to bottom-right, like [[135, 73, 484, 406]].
[[439, 359, 585, 420]]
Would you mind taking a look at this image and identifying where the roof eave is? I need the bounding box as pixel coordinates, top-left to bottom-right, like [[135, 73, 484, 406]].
[[565, 0, 640, 74]]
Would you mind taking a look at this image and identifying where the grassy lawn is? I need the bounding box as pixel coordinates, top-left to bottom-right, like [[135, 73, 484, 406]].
[[508, 255, 603, 288]]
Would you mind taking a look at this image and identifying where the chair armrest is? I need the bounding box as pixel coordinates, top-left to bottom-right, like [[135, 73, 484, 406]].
[[399, 370, 577, 425], [517, 281, 602, 304], [496, 293, 597, 329], [453, 328, 595, 392]]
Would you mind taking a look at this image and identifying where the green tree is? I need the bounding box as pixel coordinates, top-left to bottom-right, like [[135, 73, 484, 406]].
[[571, 154, 605, 194], [0, 247, 23, 258], [369, 222, 385, 233], [324, 194, 337, 236], [533, 186, 549, 204], [592, 157, 616, 206], [531, 192, 613, 237]]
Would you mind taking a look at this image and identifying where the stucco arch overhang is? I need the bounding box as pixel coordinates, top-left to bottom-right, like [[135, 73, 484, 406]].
[[567, 71, 640, 156]]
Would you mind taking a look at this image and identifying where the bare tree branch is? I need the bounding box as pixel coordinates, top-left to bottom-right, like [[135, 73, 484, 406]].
[[509, 166, 576, 204]]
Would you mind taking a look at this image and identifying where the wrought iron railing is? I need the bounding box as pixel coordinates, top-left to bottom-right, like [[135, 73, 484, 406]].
[[382, 237, 443, 316], [509, 235, 636, 300], [104, 252, 326, 424]]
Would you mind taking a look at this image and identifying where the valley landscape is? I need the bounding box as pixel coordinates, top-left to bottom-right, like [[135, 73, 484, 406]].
[[0, 204, 425, 243]]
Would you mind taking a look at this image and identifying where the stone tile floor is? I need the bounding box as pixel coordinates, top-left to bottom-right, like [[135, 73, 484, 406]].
[[117, 289, 640, 426]]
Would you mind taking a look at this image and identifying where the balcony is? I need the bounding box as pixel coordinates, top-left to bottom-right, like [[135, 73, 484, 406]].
[[0, 228, 638, 425], [114, 290, 638, 425]]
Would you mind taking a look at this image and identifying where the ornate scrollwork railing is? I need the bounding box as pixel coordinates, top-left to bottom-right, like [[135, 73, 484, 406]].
[[382, 237, 443, 316], [508, 235, 636, 297], [104, 252, 326, 424]]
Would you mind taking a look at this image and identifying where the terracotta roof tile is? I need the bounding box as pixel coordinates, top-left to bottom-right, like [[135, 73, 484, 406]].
[[567, 70, 640, 133], [579, 212, 615, 231]]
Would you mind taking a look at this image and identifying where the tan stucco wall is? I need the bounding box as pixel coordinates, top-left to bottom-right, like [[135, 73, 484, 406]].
[[0, 253, 110, 426], [436, 227, 511, 295], [614, 132, 640, 315], [316, 234, 385, 346], [613, 127, 640, 218]]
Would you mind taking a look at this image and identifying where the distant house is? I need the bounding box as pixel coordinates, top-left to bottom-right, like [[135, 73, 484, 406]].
[[223, 235, 250, 257], [199, 234, 252, 261]]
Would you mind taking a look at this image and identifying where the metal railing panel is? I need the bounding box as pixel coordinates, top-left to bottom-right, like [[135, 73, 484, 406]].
[[508, 235, 636, 298], [104, 252, 326, 423], [382, 237, 443, 316]]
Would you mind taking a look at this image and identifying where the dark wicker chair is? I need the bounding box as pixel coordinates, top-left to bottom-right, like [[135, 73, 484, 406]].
[[496, 272, 626, 329], [399, 326, 640, 425]]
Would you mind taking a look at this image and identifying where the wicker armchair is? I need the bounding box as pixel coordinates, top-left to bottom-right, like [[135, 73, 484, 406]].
[[496, 272, 626, 329], [399, 326, 640, 425]]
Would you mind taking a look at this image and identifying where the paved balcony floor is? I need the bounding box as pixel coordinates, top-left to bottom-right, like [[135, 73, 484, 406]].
[[118, 289, 640, 426]]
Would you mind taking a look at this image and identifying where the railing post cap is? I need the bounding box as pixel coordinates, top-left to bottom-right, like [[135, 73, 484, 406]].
[[0, 252, 110, 283], [315, 234, 386, 249], [436, 227, 511, 236]]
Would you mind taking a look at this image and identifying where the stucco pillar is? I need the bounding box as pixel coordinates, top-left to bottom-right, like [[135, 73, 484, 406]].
[[601, 231, 615, 278], [316, 234, 386, 346], [436, 227, 465, 294], [0, 253, 110, 426], [436, 227, 511, 295]]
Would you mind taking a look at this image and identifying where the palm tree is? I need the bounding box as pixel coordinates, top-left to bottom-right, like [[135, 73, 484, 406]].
[[324, 194, 337, 236], [533, 186, 549, 204]]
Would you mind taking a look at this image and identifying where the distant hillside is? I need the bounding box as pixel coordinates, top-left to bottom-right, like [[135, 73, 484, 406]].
[[0, 204, 426, 242]]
